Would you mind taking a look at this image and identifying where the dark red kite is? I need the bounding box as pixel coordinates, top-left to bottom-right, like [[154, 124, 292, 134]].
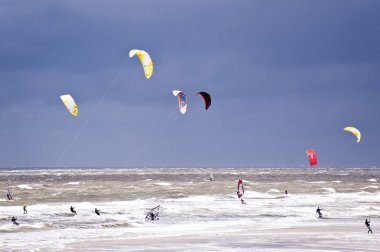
[[196, 91, 211, 110]]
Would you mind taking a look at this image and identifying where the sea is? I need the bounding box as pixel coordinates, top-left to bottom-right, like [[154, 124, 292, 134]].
[[1, 167, 379, 251]]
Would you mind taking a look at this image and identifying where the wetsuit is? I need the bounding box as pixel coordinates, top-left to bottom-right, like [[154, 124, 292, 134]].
[[23, 206, 27, 214], [7, 193, 12, 200], [316, 208, 322, 218], [365, 219, 373, 234], [11, 216, 19, 226], [95, 208, 100, 216], [70, 206, 77, 214]]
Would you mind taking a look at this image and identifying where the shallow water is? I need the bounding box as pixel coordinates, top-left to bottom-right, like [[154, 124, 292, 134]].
[[1, 167, 379, 251]]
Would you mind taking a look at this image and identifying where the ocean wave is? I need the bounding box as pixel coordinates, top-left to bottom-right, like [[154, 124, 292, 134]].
[[17, 184, 33, 190], [322, 187, 336, 193], [360, 186, 379, 190], [267, 189, 280, 193], [66, 182, 81, 185], [154, 182, 172, 186]]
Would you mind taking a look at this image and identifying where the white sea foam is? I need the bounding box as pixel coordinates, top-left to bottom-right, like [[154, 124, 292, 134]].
[[322, 187, 336, 193], [66, 182, 81, 185], [17, 184, 33, 190], [267, 189, 280, 193], [360, 186, 379, 189], [154, 182, 171, 186]]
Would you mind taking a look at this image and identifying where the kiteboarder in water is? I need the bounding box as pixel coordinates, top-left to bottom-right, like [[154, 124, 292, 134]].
[[95, 208, 100, 216], [145, 205, 160, 221], [285, 190, 288, 194], [11, 216, 19, 226], [70, 206, 77, 215], [6, 182, 13, 200], [237, 179, 246, 204], [23, 205, 27, 214], [316, 207, 322, 218], [365, 219, 373, 234]]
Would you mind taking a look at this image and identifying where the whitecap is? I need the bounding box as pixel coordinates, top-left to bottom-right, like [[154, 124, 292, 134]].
[[322, 187, 336, 193], [154, 182, 171, 186], [66, 182, 80, 185], [267, 189, 280, 193], [367, 179, 377, 182], [361, 186, 379, 189], [17, 184, 33, 190]]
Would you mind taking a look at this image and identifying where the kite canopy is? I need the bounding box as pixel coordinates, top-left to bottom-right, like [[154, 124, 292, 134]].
[[172, 90, 187, 114], [343, 126, 361, 143], [129, 49, 153, 79], [60, 94, 78, 117], [306, 149, 317, 167], [196, 91, 211, 110]]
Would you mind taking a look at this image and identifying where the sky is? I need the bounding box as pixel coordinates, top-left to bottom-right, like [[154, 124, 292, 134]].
[[0, 0, 379, 168]]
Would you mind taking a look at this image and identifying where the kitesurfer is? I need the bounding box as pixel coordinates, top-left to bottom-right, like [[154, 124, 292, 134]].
[[149, 212, 159, 220], [316, 207, 322, 218], [6, 192, 12, 200], [365, 219, 373, 234], [70, 206, 77, 215], [11, 216, 19, 226], [237, 179, 246, 204], [285, 190, 288, 194], [95, 208, 100, 216], [23, 205, 27, 214], [145, 205, 160, 221]]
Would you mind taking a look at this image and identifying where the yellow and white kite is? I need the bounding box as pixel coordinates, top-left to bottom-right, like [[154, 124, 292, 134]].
[[60, 94, 78, 117], [343, 126, 361, 143], [129, 49, 153, 79]]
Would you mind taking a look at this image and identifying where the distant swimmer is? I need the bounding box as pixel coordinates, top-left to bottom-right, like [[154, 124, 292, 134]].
[[316, 207, 322, 218], [95, 208, 100, 216], [11, 216, 19, 226], [365, 219, 373, 234], [23, 205, 27, 214], [70, 206, 77, 215]]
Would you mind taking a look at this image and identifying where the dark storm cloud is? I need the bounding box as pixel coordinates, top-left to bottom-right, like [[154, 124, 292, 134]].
[[0, 0, 379, 167]]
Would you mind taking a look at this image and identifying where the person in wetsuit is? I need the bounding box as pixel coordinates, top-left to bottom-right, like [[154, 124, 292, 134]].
[[23, 205, 27, 214], [150, 212, 155, 220], [95, 208, 100, 216], [285, 190, 288, 194], [11, 216, 19, 226], [316, 207, 322, 218], [6, 192, 12, 200], [70, 206, 77, 215], [365, 219, 373, 234]]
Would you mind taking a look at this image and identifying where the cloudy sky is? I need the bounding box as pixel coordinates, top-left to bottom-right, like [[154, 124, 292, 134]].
[[0, 0, 379, 168]]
